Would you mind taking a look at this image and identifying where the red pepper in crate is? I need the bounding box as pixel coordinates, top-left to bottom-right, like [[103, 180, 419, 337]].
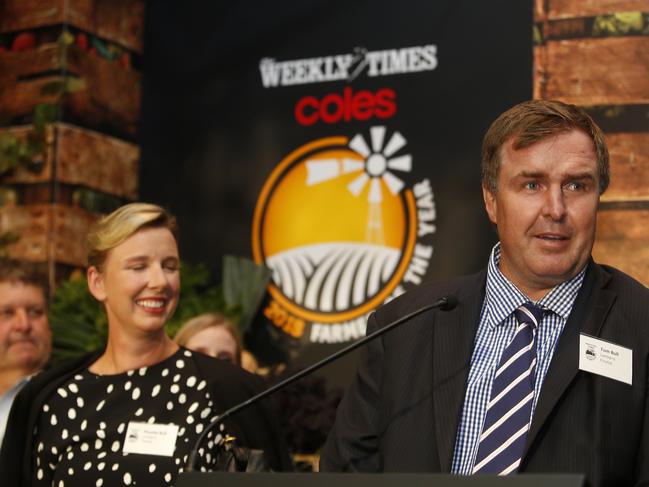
[[76, 32, 89, 51], [117, 52, 130, 69], [11, 32, 36, 51]]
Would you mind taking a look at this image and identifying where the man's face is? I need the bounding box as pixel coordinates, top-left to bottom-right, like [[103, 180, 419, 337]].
[[483, 129, 600, 300], [0, 281, 51, 375]]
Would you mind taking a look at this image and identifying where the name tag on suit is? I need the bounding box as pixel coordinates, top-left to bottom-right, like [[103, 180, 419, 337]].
[[579, 333, 632, 385]]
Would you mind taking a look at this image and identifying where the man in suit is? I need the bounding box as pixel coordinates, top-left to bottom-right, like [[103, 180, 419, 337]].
[[0, 259, 51, 444], [321, 100, 649, 487]]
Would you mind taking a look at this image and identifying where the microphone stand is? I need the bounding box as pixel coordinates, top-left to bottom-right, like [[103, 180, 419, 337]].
[[184, 295, 457, 472]]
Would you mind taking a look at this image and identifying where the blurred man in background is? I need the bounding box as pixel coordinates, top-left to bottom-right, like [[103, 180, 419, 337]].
[[0, 259, 51, 442]]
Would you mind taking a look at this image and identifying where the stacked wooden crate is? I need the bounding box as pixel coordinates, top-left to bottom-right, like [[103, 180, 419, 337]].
[[534, 0, 649, 285], [0, 0, 143, 283]]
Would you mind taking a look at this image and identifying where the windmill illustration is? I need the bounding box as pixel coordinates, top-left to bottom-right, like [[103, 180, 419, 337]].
[[305, 126, 412, 245]]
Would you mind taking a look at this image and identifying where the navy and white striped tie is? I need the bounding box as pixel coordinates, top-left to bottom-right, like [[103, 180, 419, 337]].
[[472, 302, 544, 475]]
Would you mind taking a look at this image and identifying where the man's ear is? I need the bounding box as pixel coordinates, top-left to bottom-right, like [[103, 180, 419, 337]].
[[87, 266, 107, 302], [483, 186, 498, 225]]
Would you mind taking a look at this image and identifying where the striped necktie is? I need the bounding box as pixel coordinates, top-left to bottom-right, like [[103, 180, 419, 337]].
[[472, 302, 544, 475]]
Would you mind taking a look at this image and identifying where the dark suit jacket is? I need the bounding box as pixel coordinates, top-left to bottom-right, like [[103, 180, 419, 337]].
[[321, 260, 649, 487]]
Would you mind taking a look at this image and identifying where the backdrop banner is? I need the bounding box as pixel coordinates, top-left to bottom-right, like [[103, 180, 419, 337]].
[[142, 1, 533, 371]]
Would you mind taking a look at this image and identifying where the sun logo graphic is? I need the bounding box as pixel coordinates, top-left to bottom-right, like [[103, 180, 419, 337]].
[[253, 126, 436, 343]]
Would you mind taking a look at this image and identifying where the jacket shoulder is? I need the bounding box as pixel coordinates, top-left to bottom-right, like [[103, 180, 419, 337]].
[[374, 269, 486, 325]]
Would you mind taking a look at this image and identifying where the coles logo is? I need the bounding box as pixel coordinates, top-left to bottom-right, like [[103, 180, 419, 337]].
[[252, 126, 437, 343], [295, 87, 396, 126]]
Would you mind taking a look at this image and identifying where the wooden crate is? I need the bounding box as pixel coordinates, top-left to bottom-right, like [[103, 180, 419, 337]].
[[534, 37, 649, 106], [593, 209, 649, 286], [0, 43, 141, 136], [603, 132, 649, 201], [0, 0, 144, 53], [4, 123, 139, 199], [0, 204, 96, 266]]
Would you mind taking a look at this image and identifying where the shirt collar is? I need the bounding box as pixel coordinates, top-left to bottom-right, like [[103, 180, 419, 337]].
[[484, 243, 587, 326]]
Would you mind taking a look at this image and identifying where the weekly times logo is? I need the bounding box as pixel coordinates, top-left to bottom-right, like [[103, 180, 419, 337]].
[[252, 125, 437, 344]]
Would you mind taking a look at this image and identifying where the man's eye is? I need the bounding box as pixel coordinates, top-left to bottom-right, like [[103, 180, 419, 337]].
[[27, 308, 45, 318], [524, 182, 539, 190], [0, 309, 14, 319], [565, 182, 583, 191]]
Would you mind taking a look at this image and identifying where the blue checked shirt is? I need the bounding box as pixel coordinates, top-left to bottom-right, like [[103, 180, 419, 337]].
[[450, 243, 586, 475]]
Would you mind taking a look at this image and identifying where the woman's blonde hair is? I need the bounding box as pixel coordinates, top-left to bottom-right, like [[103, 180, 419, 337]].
[[86, 202, 178, 270], [174, 313, 242, 365]]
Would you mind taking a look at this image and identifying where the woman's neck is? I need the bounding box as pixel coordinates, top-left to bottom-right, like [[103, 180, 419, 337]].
[[90, 332, 179, 375]]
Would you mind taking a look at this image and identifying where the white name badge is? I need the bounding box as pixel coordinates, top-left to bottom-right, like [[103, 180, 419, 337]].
[[122, 422, 178, 457], [579, 334, 632, 385]]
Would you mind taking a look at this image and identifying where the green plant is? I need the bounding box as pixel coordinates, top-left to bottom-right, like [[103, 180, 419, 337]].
[[222, 255, 271, 334], [49, 273, 108, 365], [0, 103, 56, 176]]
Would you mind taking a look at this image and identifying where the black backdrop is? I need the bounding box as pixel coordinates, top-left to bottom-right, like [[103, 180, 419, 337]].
[[140, 0, 533, 383]]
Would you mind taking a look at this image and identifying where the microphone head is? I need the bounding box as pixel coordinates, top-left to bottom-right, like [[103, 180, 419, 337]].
[[439, 295, 458, 311]]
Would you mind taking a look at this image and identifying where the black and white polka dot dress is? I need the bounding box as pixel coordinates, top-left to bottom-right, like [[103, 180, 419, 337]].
[[33, 349, 224, 487]]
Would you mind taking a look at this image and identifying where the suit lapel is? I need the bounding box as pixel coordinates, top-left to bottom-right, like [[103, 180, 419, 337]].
[[523, 261, 615, 458], [433, 273, 485, 471]]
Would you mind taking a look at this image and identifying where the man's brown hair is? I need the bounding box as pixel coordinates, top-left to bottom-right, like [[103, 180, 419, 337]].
[[481, 99, 609, 194], [0, 258, 49, 303]]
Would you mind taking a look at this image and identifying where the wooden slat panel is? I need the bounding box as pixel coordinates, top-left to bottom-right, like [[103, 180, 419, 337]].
[[56, 124, 139, 198], [0, 0, 144, 53], [0, 75, 61, 123], [0, 44, 60, 80], [0, 0, 66, 32], [602, 133, 649, 200], [65, 47, 141, 136], [87, 0, 145, 53], [51, 204, 96, 266], [545, 0, 649, 19], [539, 37, 649, 105], [533, 45, 547, 100], [593, 209, 649, 286], [3, 123, 139, 198], [0, 204, 96, 266], [0, 47, 141, 136], [0, 204, 48, 262]]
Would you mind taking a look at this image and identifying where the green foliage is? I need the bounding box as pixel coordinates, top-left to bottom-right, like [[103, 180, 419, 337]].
[[222, 255, 271, 334], [165, 262, 234, 337], [593, 12, 647, 36], [0, 102, 56, 178], [49, 275, 108, 365]]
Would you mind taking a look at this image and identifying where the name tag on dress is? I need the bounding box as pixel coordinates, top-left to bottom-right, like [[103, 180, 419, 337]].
[[122, 421, 178, 456], [579, 334, 633, 385]]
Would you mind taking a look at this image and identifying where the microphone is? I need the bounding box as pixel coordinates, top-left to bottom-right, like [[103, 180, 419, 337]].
[[184, 294, 458, 471]]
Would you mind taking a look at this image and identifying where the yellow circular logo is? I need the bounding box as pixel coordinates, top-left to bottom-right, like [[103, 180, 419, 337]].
[[253, 126, 417, 325]]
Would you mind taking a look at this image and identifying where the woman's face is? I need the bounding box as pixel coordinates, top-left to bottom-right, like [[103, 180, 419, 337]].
[[88, 227, 180, 338], [185, 325, 238, 364]]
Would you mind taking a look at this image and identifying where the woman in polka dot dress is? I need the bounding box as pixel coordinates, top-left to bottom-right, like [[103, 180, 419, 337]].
[[0, 203, 292, 487]]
